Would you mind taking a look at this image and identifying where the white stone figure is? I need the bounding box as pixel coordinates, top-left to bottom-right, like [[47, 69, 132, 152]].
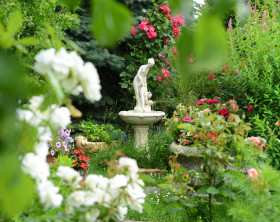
[[133, 58, 155, 112]]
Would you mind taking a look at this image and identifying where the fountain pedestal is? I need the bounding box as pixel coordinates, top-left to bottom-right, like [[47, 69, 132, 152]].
[[118, 110, 165, 148]]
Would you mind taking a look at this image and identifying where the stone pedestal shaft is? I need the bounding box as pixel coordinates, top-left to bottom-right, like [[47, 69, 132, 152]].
[[133, 125, 150, 148]]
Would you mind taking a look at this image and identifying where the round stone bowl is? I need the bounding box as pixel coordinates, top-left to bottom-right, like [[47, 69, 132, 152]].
[[118, 110, 165, 125]]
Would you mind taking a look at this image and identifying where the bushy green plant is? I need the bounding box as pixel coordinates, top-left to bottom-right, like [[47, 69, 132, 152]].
[[77, 118, 127, 143]]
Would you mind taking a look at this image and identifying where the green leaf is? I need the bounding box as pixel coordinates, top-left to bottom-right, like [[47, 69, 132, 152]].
[[0, 32, 14, 49], [7, 10, 23, 36], [207, 186, 220, 194], [166, 207, 184, 215], [18, 37, 40, 46], [166, 196, 179, 203], [91, 0, 133, 48], [197, 186, 208, 194], [0, 153, 35, 218], [61, 0, 83, 10], [177, 123, 187, 130], [139, 174, 156, 185], [46, 71, 65, 104]]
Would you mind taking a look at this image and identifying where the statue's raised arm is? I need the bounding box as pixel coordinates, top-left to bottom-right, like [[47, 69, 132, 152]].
[[133, 58, 155, 112]]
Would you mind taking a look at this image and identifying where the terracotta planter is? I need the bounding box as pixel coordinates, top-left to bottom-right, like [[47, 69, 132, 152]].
[[46, 155, 58, 165], [75, 136, 118, 153]]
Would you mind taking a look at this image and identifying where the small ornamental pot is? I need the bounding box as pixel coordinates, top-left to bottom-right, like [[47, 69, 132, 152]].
[[75, 136, 118, 153], [46, 154, 58, 165]]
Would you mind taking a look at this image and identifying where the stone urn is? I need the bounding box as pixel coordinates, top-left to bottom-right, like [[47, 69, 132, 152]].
[[75, 135, 117, 153]]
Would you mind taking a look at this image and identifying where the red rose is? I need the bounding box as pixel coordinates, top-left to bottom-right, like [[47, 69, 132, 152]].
[[247, 104, 253, 112], [157, 76, 163, 82], [86, 156, 90, 161], [208, 73, 215, 80], [73, 161, 78, 166], [217, 108, 230, 117], [163, 38, 168, 45], [80, 162, 87, 170], [131, 26, 136, 36], [74, 150, 80, 154], [196, 100, 204, 105]]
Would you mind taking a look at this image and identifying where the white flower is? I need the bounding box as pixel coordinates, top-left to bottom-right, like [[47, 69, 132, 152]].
[[56, 166, 82, 185], [118, 157, 139, 176], [110, 174, 129, 189], [35, 141, 48, 159], [37, 180, 63, 208], [37, 126, 52, 142], [51, 47, 73, 79], [34, 48, 56, 74], [125, 183, 146, 213], [85, 174, 110, 191], [49, 105, 71, 129], [68, 190, 97, 208], [80, 62, 102, 102], [28, 96, 44, 111], [85, 208, 100, 222], [22, 153, 49, 181], [17, 109, 42, 126], [114, 206, 128, 222]]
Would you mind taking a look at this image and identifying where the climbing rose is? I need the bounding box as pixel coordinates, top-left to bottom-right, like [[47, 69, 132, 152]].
[[217, 108, 230, 117], [158, 4, 170, 14], [196, 100, 204, 105], [146, 31, 157, 40], [247, 104, 253, 112], [173, 14, 185, 26], [147, 25, 155, 32], [172, 24, 180, 38], [161, 69, 170, 79], [208, 73, 215, 80], [131, 26, 136, 36], [248, 168, 258, 178], [163, 38, 168, 45], [157, 54, 165, 59], [165, 61, 170, 66], [138, 20, 149, 31], [157, 76, 163, 82]]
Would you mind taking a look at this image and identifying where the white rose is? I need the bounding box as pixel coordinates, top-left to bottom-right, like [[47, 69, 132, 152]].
[[35, 141, 49, 159], [110, 174, 129, 189], [49, 105, 71, 129], [37, 180, 63, 208], [114, 206, 128, 222], [22, 153, 49, 181], [85, 208, 100, 222], [125, 183, 146, 213], [34, 48, 56, 74], [28, 95, 44, 111], [118, 157, 139, 176], [67, 190, 86, 208], [80, 62, 102, 102], [37, 126, 52, 142], [51, 48, 72, 79], [56, 166, 82, 185], [85, 174, 109, 191]]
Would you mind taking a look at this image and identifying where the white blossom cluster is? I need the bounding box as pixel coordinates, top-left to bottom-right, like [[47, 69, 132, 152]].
[[19, 95, 71, 208], [64, 157, 146, 222], [34, 48, 102, 102]]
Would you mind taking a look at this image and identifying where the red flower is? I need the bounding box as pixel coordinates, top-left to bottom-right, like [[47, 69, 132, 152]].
[[188, 54, 194, 63], [163, 38, 168, 45], [208, 73, 215, 80], [86, 156, 90, 161], [222, 66, 231, 72], [157, 53, 165, 59], [73, 161, 78, 166], [165, 61, 170, 66], [173, 14, 185, 26], [172, 24, 180, 38], [158, 4, 170, 14], [243, 61, 248, 66], [206, 99, 219, 104], [276, 120, 280, 126], [217, 108, 230, 117], [80, 162, 87, 171], [147, 25, 155, 32], [131, 26, 136, 36], [247, 104, 253, 112], [196, 100, 204, 105], [138, 20, 149, 31], [157, 76, 163, 82], [146, 31, 157, 40], [161, 69, 171, 79], [74, 149, 80, 154], [167, 13, 172, 20], [79, 149, 84, 154]]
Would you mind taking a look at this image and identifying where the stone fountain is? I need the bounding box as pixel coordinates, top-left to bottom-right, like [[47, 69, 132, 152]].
[[118, 58, 165, 148]]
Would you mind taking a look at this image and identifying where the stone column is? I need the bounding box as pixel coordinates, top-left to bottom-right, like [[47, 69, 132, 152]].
[[133, 125, 150, 148]]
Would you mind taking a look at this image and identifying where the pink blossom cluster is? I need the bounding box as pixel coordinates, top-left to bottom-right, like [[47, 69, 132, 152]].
[[130, 20, 157, 40], [158, 4, 172, 20]]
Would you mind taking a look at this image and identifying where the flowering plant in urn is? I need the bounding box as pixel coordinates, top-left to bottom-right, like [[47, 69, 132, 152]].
[[71, 149, 90, 175]]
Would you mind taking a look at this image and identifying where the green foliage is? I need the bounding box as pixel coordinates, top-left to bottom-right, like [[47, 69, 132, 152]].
[[76, 118, 127, 143], [91, 0, 133, 48]]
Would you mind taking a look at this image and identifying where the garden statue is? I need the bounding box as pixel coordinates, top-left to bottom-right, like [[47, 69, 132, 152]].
[[119, 58, 165, 149], [133, 58, 154, 112]]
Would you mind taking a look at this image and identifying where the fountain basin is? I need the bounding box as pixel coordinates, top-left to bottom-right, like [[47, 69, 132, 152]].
[[118, 110, 165, 125]]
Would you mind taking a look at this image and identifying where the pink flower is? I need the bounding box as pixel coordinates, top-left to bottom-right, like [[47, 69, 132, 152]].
[[138, 20, 149, 31], [200, 109, 210, 114], [183, 116, 193, 122], [246, 136, 265, 152], [173, 47, 178, 56], [173, 14, 185, 26], [165, 61, 170, 66], [161, 69, 171, 79], [157, 53, 165, 59], [247, 104, 253, 112], [248, 168, 258, 178], [217, 108, 230, 117], [276, 120, 280, 126], [172, 24, 180, 38], [167, 13, 172, 20], [163, 38, 168, 45], [196, 100, 204, 105], [158, 4, 170, 14], [208, 73, 215, 80], [131, 26, 136, 36], [147, 25, 155, 32], [157, 76, 163, 82], [146, 31, 157, 40]]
